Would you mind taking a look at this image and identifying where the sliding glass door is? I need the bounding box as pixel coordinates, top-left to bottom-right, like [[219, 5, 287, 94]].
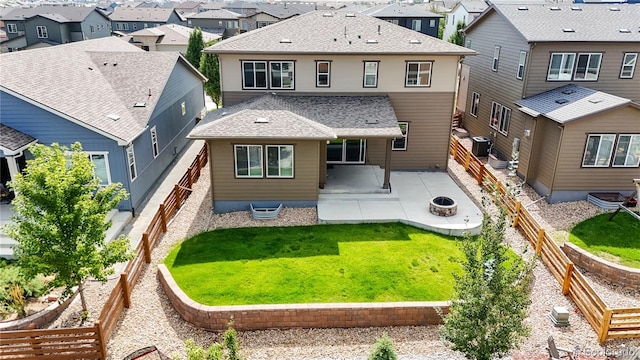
[[327, 139, 366, 164]]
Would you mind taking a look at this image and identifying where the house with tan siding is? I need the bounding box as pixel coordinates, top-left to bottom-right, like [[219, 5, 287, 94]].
[[461, 3, 640, 203], [188, 10, 475, 212]]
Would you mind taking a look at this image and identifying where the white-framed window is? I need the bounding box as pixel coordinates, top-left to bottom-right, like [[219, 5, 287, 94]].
[[144, 23, 149, 28], [123, 23, 129, 30], [316, 61, 330, 87], [266, 145, 294, 178], [465, 40, 471, 48], [150, 126, 159, 158], [181, 101, 186, 116], [257, 21, 273, 28], [36, 26, 48, 38], [612, 134, 640, 167], [154, 24, 160, 27], [87, 152, 111, 186], [363, 61, 378, 87], [620, 53, 637, 79], [242, 61, 268, 89], [582, 134, 615, 167], [126, 145, 137, 181], [470, 92, 480, 117], [234, 145, 263, 178], [574, 53, 602, 81], [270, 61, 294, 89], [547, 53, 576, 81], [517, 51, 527, 80], [405, 61, 432, 87], [132, 23, 137, 30], [429, 19, 436, 27], [90, 25, 95, 33], [116, 23, 122, 30], [6, 23, 17, 33], [492, 46, 500, 71], [227, 20, 238, 28], [490, 101, 511, 136], [392, 122, 408, 151], [386, 19, 399, 25], [411, 19, 422, 31]]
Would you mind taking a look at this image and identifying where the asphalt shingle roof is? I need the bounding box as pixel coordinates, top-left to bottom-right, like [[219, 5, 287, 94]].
[[109, 7, 177, 22], [467, 3, 640, 42], [515, 85, 631, 124], [129, 24, 221, 44], [459, 1, 488, 14], [189, 94, 403, 139], [360, 3, 442, 18], [0, 124, 37, 153], [188, 9, 241, 19], [3, 5, 96, 22], [205, 10, 475, 55], [0, 37, 204, 144]]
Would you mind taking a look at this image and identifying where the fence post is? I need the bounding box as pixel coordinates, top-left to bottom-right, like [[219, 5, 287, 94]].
[[452, 138, 459, 159], [535, 228, 545, 254], [159, 203, 167, 233], [477, 164, 485, 186], [174, 184, 182, 209], [463, 151, 472, 170], [187, 166, 193, 188], [562, 262, 573, 295], [512, 201, 522, 228], [142, 232, 152, 264], [598, 308, 613, 344], [95, 320, 107, 360], [120, 272, 131, 308]]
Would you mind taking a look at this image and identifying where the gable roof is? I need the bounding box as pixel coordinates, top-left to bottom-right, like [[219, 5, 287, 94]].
[[188, 9, 241, 20], [250, 3, 315, 20], [455, 1, 488, 14], [129, 24, 221, 44], [4, 5, 98, 22], [465, 3, 640, 42], [515, 85, 631, 124], [109, 7, 178, 22], [0, 37, 206, 145], [205, 10, 475, 55], [189, 93, 403, 139], [360, 3, 443, 18], [0, 124, 38, 156]]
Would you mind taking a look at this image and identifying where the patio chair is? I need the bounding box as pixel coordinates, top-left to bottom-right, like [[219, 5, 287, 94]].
[[546, 336, 574, 360], [123, 345, 165, 360]]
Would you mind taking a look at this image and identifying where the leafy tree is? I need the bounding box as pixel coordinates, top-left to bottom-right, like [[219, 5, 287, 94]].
[[440, 211, 533, 360], [185, 27, 204, 69], [4, 143, 132, 315], [200, 51, 221, 108], [368, 333, 398, 360], [448, 20, 466, 46]]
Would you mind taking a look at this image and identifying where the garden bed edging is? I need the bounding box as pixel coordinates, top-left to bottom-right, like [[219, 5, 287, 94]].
[[562, 242, 640, 290]]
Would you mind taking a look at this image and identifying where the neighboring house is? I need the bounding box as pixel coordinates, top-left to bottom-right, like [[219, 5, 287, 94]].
[[461, 3, 640, 203], [129, 23, 221, 52], [359, 3, 443, 38], [187, 9, 240, 39], [239, 3, 315, 32], [109, 7, 185, 33], [222, 1, 259, 16], [0, 37, 207, 213], [188, 11, 475, 212], [442, 1, 488, 41], [0, 6, 112, 52], [174, 1, 204, 14]]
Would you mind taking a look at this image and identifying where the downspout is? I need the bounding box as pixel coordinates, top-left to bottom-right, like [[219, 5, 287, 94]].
[[547, 124, 565, 202]]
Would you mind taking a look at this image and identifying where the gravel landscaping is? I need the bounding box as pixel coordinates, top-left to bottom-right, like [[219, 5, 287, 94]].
[[43, 141, 639, 359]]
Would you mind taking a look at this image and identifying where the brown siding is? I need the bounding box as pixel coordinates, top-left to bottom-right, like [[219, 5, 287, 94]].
[[527, 118, 561, 192], [526, 43, 640, 101], [552, 106, 640, 191], [208, 139, 319, 201]]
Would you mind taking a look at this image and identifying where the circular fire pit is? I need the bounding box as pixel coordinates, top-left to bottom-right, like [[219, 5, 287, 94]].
[[429, 196, 457, 217]]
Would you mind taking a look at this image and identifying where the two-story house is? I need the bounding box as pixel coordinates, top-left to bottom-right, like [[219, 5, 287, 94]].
[[188, 11, 475, 213], [109, 7, 185, 33], [239, 3, 315, 32], [186, 9, 241, 39], [442, 1, 488, 41], [0, 6, 111, 52], [128, 24, 221, 52], [359, 3, 443, 39], [461, 3, 640, 203]]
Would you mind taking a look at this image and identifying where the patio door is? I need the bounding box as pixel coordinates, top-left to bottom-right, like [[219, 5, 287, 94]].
[[327, 139, 366, 164]]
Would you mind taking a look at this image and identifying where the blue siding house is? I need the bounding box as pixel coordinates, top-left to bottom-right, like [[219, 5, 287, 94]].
[[0, 37, 207, 213], [358, 3, 443, 38]]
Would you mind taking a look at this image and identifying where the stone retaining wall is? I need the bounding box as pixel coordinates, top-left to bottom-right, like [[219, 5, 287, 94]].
[[562, 242, 640, 290], [158, 265, 449, 331], [0, 291, 77, 331]]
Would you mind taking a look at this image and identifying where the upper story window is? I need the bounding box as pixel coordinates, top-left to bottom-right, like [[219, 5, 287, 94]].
[[132, 23, 137, 30], [316, 61, 331, 87], [411, 19, 422, 31], [36, 26, 48, 38], [6, 23, 17, 33], [574, 53, 602, 81], [88, 153, 111, 186], [582, 134, 615, 167], [270, 61, 294, 89], [405, 61, 432, 87], [490, 101, 511, 136], [387, 19, 399, 25], [235, 145, 263, 178], [242, 61, 268, 89], [363, 61, 379, 88], [470, 92, 480, 117], [392, 122, 408, 151], [116, 23, 129, 31], [620, 53, 637, 79], [181, 101, 186, 115], [517, 51, 527, 80], [227, 20, 238, 29], [492, 46, 500, 71], [257, 21, 274, 28], [266, 145, 294, 178], [126, 144, 137, 181], [150, 126, 159, 158], [242, 61, 294, 90], [612, 134, 640, 167], [90, 25, 95, 33], [429, 19, 436, 28], [547, 53, 576, 81], [465, 40, 471, 48]]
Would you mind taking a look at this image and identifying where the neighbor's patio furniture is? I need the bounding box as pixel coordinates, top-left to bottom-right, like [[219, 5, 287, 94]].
[[546, 336, 574, 360], [122, 345, 165, 360]]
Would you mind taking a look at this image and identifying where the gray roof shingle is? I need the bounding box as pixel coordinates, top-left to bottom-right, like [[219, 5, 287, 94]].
[[129, 24, 221, 44], [515, 85, 631, 124], [188, 9, 241, 19], [189, 94, 403, 139], [204, 10, 475, 55], [0, 37, 205, 144], [360, 3, 443, 18], [109, 7, 177, 22], [0, 124, 37, 153], [4, 5, 96, 22], [466, 3, 640, 42]]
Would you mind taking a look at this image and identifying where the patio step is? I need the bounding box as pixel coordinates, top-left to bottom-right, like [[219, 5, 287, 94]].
[[319, 192, 399, 201]]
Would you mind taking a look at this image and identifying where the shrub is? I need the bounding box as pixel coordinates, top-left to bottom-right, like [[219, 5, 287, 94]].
[[175, 322, 241, 360], [368, 333, 398, 360], [0, 264, 48, 319]]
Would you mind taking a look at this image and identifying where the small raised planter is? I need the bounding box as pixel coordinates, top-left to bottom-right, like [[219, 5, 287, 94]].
[[250, 203, 283, 220]]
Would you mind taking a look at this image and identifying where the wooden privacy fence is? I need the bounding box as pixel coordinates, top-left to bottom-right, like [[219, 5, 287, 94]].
[[0, 145, 209, 359], [449, 136, 640, 343]]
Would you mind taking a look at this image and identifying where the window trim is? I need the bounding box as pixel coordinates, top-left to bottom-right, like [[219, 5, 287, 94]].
[[612, 134, 640, 168], [516, 51, 527, 80], [87, 152, 112, 186], [392, 122, 409, 151], [470, 92, 480, 117], [126, 144, 137, 181], [269, 60, 295, 90], [6, 23, 17, 33], [547, 53, 576, 81], [405, 61, 433, 87], [36, 25, 48, 39], [411, 19, 422, 31], [582, 134, 616, 168], [316, 60, 331, 87], [492, 46, 500, 72], [241, 60, 268, 90], [573, 53, 602, 81], [150, 126, 159, 159], [620, 52, 637, 79], [265, 145, 294, 178], [490, 101, 511, 136], [181, 101, 186, 116], [234, 145, 263, 178], [363, 61, 379, 88]]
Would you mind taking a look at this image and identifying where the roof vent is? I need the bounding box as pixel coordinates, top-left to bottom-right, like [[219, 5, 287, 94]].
[[609, 7, 620, 11], [365, 118, 378, 124], [322, 12, 333, 17], [550, 6, 561, 11], [571, 7, 582, 11], [409, 39, 421, 44], [366, 39, 378, 44], [588, 98, 603, 104], [255, 117, 269, 123], [107, 114, 120, 121], [555, 99, 568, 104], [561, 89, 576, 95], [134, 102, 146, 107], [280, 38, 291, 43], [562, 28, 575, 33], [517, 6, 528, 10], [619, 28, 631, 33], [345, 13, 356, 17]]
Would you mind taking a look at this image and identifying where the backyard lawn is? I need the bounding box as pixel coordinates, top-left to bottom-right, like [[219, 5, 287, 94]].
[[569, 211, 640, 268], [164, 223, 465, 305]]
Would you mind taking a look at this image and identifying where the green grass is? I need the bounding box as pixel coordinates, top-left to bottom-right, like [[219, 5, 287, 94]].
[[164, 223, 466, 305], [569, 211, 640, 268]]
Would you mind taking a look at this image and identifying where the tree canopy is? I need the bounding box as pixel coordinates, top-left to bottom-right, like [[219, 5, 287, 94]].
[[200, 51, 221, 107], [448, 21, 466, 46], [185, 27, 204, 69]]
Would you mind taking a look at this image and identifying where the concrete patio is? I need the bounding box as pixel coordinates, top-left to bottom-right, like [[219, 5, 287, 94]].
[[318, 166, 483, 236]]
